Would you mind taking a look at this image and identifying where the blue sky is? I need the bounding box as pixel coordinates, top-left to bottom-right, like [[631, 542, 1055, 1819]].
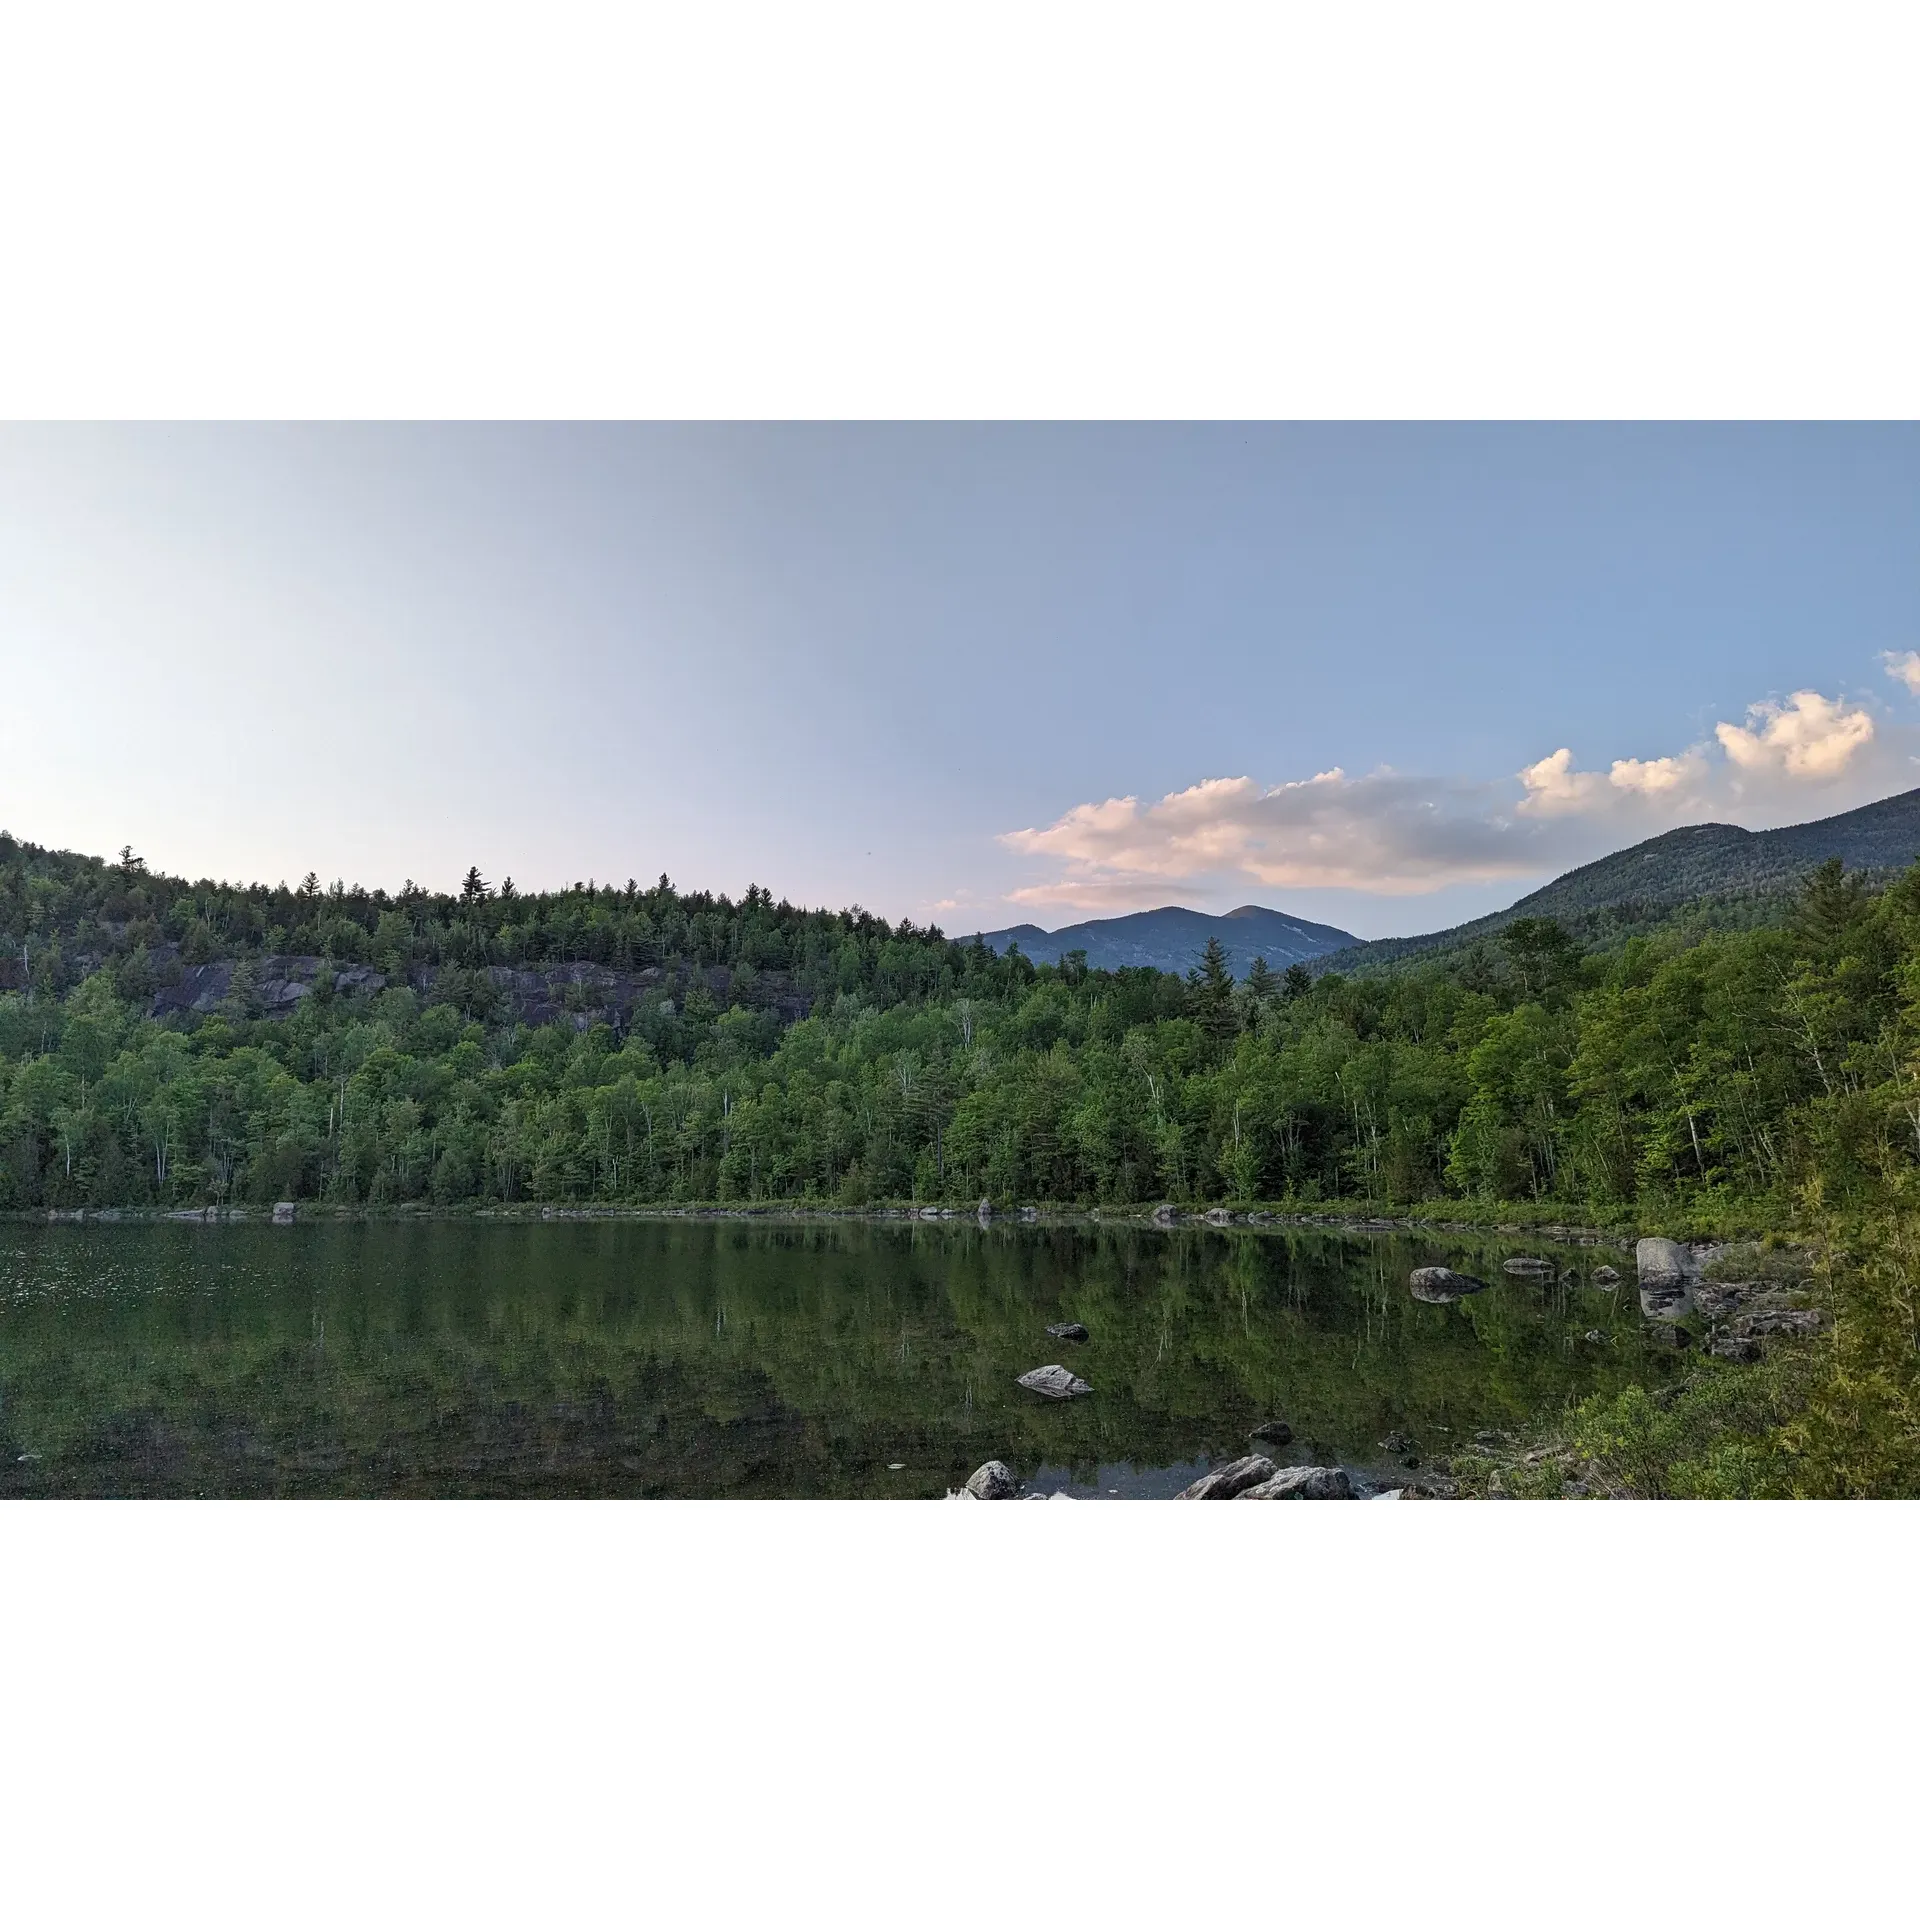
[[3, 423, 1917, 939]]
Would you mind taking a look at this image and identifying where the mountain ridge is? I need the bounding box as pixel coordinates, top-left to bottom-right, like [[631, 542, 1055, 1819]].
[[973, 785, 1920, 980], [968, 902, 1357, 978], [1323, 784, 1920, 973]]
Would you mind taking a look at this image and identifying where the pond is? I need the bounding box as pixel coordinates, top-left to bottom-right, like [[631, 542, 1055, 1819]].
[[0, 1219, 1673, 1497]]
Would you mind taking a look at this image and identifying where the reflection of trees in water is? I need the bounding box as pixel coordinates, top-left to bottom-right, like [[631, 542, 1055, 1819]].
[[0, 1223, 1672, 1496]]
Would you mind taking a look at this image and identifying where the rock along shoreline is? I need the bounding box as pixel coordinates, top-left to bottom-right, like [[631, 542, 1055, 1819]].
[[8, 1200, 1641, 1247]]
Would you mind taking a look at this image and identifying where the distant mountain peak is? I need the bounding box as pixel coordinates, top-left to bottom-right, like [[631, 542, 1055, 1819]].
[[966, 901, 1357, 978]]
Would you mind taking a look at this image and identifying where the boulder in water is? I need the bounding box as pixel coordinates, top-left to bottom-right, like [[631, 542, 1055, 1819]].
[[1410, 1265, 1485, 1302], [1176, 1455, 1280, 1499], [271, 1200, 295, 1225], [1502, 1257, 1555, 1277], [1236, 1465, 1355, 1500], [1016, 1364, 1092, 1400], [1591, 1265, 1621, 1286], [963, 1459, 1018, 1500]]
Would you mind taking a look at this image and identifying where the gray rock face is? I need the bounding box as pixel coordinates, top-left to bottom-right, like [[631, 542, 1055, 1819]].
[[1045, 1322, 1090, 1342], [1708, 1335, 1763, 1363], [1695, 1278, 1752, 1317], [1637, 1237, 1696, 1320], [1203, 1208, 1234, 1226], [1733, 1309, 1825, 1339], [1016, 1364, 1093, 1400], [1236, 1465, 1355, 1500], [964, 1460, 1019, 1500], [1175, 1455, 1280, 1500], [1410, 1265, 1486, 1302], [1152, 1205, 1179, 1225]]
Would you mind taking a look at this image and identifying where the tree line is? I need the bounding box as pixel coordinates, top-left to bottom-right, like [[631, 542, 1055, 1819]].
[[1, 829, 1913, 1223]]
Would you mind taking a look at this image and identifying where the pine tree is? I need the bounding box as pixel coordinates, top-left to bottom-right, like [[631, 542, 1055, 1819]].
[[1189, 936, 1238, 1042]]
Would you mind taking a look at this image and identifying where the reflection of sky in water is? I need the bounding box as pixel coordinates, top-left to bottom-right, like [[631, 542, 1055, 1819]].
[[0, 1220, 1664, 1497]]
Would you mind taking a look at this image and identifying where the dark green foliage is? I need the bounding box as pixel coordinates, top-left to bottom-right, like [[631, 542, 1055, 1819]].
[[8, 829, 1920, 1229]]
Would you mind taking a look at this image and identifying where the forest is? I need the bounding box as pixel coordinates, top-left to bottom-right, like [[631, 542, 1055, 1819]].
[[3, 828, 1918, 1229]]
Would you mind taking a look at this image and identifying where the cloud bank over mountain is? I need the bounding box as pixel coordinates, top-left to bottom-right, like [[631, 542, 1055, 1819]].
[[1001, 670, 1914, 910]]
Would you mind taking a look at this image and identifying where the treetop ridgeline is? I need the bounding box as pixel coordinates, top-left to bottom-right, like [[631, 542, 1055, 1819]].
[[0, 834, 959, 989], [2, 827, 1918, 1227]]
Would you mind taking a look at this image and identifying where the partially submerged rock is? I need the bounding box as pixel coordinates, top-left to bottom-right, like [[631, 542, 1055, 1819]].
[[1591, 1265, 1621, 1286], [1410, 1265, 1486, 1302], [1637, 1237, 1696, 1320], [271, 1200, 295, 1225], [1176, 1455, 1280, 1499], [1016, 1364, 1093, 1400], [963, 1459, 1018, 1500], [1046, 1322, 1090, 1343], [1236, 1465, 1355, 1500], [1501, 1257, 1556, 1277], [1151, 1205, 1179, 1226]]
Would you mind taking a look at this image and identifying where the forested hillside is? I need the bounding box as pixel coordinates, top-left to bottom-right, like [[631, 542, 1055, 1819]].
[[5, 828, 1920, 1227], [1329, 785, 1920, 974]]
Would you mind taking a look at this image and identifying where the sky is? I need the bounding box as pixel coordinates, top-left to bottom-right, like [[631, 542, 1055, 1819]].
[[3, 422, 1918, 941]]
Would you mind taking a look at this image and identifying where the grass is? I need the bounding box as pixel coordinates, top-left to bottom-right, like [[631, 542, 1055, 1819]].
[[1444, 1211, 1920, 1498]]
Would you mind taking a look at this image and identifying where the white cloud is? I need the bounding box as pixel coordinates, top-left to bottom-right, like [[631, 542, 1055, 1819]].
[[1607, 751, 1707, 797], [1517, 744, 1714, 818], [1714, 690, 1874, 780], [1002, 767, 1567, 897], [1884, 651, 1920, 695], [999, 675, 1907, 906]]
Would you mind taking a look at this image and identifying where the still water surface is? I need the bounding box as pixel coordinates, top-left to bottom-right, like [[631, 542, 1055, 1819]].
[[0, 1220, 1671, 1497]]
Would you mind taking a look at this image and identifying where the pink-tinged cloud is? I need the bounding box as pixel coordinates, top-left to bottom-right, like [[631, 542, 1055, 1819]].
[[1714, 690, 1874, 780], [1000, 677, 1900, 903]]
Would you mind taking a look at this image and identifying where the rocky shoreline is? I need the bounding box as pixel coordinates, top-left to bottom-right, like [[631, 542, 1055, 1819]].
[[945, 1234, 1823, 1502], [12, 1198, 1644, 1244]]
